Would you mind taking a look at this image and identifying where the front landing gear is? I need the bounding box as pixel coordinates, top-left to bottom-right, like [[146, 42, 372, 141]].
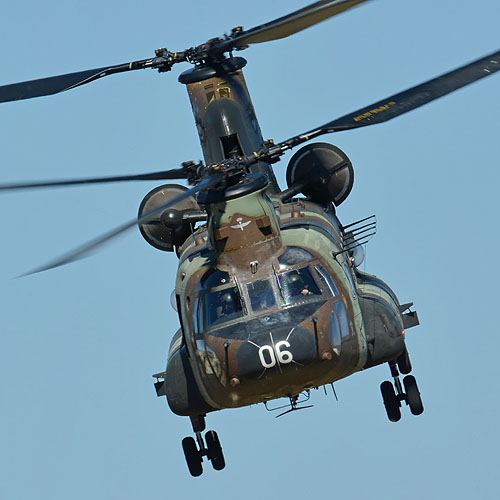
[[403, 374, 423, 415], [380, 349, 424, 421], [182, 415, 226, 477], [182, 436, 203, 477], [206, 430, 225, 471]]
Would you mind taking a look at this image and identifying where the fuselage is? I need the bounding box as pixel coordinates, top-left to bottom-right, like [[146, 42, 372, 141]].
[[165, 186, 405, 415]]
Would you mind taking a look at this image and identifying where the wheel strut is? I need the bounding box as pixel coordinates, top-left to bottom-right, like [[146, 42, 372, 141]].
[[389, 359, 405, 401], [195, 430, 207, 456]]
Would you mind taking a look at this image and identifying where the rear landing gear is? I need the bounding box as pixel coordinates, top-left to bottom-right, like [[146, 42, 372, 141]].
[[380, 352, 424, 421], [182, 415, 226, 477]]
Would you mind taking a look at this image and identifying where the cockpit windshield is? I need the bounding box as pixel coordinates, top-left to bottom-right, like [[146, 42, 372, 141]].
[[200, 287, 244, 330], [277, 267, 321, 305], [247, 279, 277, 312], [196, 261, 325, 331]]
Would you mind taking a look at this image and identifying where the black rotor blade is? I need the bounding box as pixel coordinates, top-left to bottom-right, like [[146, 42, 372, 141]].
[[280, 49, 500, 149], [220, 0, 371, 50], [19, 174, 222, 277], [0, 58, 154, 104], [0, 168, 187, 192], [0, 1, 370, 104]]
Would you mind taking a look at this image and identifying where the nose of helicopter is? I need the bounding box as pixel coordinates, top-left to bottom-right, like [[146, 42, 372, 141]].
[[201, 300, 327, 386]]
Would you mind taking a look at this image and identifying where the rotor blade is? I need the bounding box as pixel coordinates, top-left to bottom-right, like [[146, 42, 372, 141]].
[[0, 168, 187, 192], [18, 175, 221, 277], [0, 58, 155, 104], [279, 48, 500, 150], [221, 0, 371, 50], [321, 49, 500, 132]]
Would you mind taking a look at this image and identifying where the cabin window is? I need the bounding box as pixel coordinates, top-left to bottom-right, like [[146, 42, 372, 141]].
[[247, 279, 277, 313], [200, 287, 244, 329], [277, 267, 321, 305]]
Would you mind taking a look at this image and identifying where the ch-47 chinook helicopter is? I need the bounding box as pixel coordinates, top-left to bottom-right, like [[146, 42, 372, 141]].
[[1, 0, 499, 477]]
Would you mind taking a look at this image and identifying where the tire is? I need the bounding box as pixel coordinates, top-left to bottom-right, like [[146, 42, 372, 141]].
[[403, 375, 424, 415], [182, 437, 203, 477], [396, 348, 412, 375], [380, 381, 401, 422], [206, 430, 225, 471]]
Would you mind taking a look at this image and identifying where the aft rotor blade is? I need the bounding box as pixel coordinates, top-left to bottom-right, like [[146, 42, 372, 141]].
[[221, 0, 371, 50], [0, 168, 188, 192], [19, 175, 221, 277], [0, 58, 155, 104], [280, 49, 500, 150]]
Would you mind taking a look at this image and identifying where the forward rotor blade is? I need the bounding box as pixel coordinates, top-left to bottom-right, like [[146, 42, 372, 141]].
[[221, 0, 371, 50], [280, 48, 500, 150], [19, 175, 221, 277], [0, 58, 154, 104], [0, 1, 370, 104], [0, 168, 187, 192]]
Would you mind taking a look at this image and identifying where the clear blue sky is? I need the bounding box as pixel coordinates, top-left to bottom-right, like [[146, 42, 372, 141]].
[[1, 1, 499, 498]]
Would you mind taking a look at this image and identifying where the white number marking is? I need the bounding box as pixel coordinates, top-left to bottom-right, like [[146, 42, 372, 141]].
[[258, 341, 294, 368], [258, 345, 276, 368], [275, 341, 293, 364]]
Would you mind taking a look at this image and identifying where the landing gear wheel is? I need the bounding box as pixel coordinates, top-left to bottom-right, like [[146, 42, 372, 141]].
[[403, 375, 424, 415], [380, 381, 401, 422], [182, 437, 203, 477], [206, 430, 225, 471], [396, 348, 412, 374]]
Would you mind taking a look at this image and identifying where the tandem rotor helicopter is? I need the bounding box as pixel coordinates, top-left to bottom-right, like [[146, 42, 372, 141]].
[[1, 0, 499, 477]]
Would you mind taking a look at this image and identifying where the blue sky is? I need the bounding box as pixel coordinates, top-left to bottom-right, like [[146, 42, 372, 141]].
[[1, 1, 499, 498]]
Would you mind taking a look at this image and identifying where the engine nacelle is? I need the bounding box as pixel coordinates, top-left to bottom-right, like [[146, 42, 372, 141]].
[[286, 142, 354, 206]]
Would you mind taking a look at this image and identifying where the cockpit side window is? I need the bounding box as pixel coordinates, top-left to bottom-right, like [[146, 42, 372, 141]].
[[201, 287, 244, 330], [315, 264, 339, 296], [247, 279, 277, 313], [334, 300, 350, 338], [194, 297, 202, 333], [277, 267, 321, 305]]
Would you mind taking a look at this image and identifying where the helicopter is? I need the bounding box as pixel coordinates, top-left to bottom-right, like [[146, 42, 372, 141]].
[[1, 0, 499, 478]]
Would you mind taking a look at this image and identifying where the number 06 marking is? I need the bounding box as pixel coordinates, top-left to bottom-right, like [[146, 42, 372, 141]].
[[258, 341, 293, 368]]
